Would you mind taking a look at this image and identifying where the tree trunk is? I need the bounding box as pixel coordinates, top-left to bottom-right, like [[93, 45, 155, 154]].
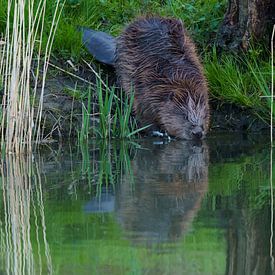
[[216, 0, 275, 50]]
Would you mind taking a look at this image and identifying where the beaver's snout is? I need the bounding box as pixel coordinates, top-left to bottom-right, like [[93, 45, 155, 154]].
[[191, 126, 204, 139]]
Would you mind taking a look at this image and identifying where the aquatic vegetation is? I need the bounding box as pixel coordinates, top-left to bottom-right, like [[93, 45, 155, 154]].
[[78, 86, 92, 142], [77, 74, 149, 141]]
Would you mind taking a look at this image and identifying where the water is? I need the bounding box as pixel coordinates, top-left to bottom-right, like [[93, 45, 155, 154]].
[[0, 134, 274, 275]]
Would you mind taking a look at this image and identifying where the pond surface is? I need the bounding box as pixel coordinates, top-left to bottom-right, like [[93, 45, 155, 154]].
[[0, 134, 274, 275]]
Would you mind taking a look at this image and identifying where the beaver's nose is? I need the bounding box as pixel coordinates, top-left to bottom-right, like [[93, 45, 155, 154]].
[[192, 127, 203, 139], [192, 131, 202, 139]]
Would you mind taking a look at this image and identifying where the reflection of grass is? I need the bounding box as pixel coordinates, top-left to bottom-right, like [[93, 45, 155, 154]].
[[209, 162, 244, 196], [79, 140, 136, 195], [208, 150, 272, 212], [41, 140, 137, 201], [0, 141, 136, 273], [35, 140, 136, 198], [79, 141, 93, 192], [112, 140, 137, 185]]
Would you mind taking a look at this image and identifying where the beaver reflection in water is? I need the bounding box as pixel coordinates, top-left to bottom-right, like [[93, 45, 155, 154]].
[[83, 140, 209, 242], [115, 140, 209, 242], [82, 16, 209, 139]]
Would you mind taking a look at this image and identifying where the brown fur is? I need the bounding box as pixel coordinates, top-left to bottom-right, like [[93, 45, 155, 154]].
[[115, 16, 209, 139]]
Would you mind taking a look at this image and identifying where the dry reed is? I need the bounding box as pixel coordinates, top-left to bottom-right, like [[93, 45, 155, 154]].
[[271, 20, 274, 141], [270, 24, 275, 272], [0, 0, 64, 154]]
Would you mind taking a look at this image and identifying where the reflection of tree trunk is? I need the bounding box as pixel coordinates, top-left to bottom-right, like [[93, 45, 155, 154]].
[[226, 207, 272, 275], [216, 0, 275, 50]]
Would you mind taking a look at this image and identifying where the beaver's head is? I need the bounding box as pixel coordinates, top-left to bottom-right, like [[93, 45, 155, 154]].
[[159, 84, 209, 140]]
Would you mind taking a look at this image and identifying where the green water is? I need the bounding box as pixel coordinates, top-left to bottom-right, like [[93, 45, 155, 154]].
[[0, 134, 274, 275]]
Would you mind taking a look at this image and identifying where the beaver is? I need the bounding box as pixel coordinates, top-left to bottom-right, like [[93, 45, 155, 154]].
[[82, 16, 209, 139]]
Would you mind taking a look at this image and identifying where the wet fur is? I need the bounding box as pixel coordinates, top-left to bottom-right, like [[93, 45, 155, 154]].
[[115, 16, 209, 139]]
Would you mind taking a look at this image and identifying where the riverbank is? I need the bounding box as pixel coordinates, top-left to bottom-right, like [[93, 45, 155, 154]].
[[36, 60, 270, 141], [0, 0, 272, 142]]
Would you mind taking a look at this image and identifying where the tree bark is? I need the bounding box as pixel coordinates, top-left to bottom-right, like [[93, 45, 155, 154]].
[[216, 0, 275, 51]]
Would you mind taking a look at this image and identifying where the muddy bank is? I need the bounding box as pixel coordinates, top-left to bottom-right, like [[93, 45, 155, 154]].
[[210, 99, 269, 132], [37, 62, 270, 139], [35, 61, 115, 139]]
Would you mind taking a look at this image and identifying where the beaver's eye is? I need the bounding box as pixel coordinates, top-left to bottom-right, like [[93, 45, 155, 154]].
[[182, 114, 188, 120], [167, 91, 175, 101]]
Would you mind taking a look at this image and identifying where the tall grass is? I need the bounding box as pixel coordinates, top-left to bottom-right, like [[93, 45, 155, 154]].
[[0, 0, 63, 154], [205, 49, 272, 123], [95, 78, 115, 139], [78, 86, 92, 143], [77, 72, 150, 141], [114, 87, 142, 138], [95, 82, 150, 139]]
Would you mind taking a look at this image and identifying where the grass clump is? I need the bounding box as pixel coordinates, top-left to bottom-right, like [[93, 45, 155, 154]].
[[204, 49, 272, 123], [77, 76, 148, 142]]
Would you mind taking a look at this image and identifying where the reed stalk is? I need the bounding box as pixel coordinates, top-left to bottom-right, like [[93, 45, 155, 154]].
[[271, 25, 275, 145], [0, 0, 63, 154], [270, 24, 275, 272]]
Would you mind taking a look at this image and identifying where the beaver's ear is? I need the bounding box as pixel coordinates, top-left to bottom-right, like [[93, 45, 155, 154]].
[[167, 19, 185, 50], [79, 27, 116, 66]]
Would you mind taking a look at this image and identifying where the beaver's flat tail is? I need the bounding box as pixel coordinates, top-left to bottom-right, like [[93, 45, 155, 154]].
[[80, 27, 116, 66]]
